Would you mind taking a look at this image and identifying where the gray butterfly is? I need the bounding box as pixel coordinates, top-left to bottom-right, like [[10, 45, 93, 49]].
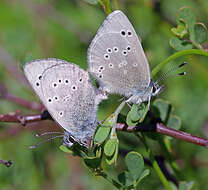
[[24, 58, 107, 147], [88, 10, 162, 107]]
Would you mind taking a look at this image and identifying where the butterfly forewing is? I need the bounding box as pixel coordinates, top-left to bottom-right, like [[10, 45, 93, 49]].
[[23, 58, 67, 101]]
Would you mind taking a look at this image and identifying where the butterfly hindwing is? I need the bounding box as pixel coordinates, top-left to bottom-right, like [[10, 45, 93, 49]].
[[88, 10, 151, 97]]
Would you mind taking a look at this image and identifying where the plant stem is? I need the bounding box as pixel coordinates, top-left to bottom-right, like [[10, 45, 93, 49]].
[[110, 100, 126, 138], [152, 159, 172, 190], [158, 138, 182, 179], [138, 134, 172, 190], [100, 172, 122, 189], [112, 0, 119, 10], [104, 0, 112, 15], [152, 49, 208, 77]]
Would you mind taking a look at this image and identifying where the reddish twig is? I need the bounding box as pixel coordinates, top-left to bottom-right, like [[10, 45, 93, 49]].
[[0, 110, 43, 125], [156, 122, 208, 147], [116, 122, 208, 148], [0, 159, 12, 167], [0, 110, 207, 148]]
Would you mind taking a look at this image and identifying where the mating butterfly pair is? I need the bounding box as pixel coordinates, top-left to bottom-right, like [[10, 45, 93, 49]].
[[24, 11, 161, 148]]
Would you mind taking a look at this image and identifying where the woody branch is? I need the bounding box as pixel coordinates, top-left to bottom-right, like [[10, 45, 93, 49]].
[[0, 109, 207, 148]]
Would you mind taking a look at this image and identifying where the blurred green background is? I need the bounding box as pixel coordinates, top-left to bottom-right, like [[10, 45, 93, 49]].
[[0, 0, 207, 189]]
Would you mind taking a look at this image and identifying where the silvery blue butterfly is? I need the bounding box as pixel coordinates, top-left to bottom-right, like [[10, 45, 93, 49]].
[[88, 10, 162, 108], [24, 59, 107, 148]]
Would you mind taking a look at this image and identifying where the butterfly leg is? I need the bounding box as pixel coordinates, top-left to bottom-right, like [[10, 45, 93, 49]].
[[63, 131, 75, 148]]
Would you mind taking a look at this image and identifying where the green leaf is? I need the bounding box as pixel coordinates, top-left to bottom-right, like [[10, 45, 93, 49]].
[[194, 23, 207, 44], [129, 104, 140, 121], [94, 126, 111, 144], [177, 7, 196, 41], [84, 0, 99, 5], [84, 157, 101, 169], [167, 115, 181, 130], [126, 112, 139, 126], [118, 171, 134, 187], [170, 37, 192, 51], [171, 21, 188, 38], [179, 181, 194, 190], [126, 103, 148, 126], [136, 169, 150, 184], [106, 142, 118, 165], [153, 99, 172, 123], [104, 138, 117, 157], [125, 152, 144, 181], [102, 114, 115, 127], [59, 145, 73, 154]]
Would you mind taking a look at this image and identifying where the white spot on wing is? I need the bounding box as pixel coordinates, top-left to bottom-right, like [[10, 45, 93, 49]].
[[109, 63, 114, 68], [104, 54, 110, 60]]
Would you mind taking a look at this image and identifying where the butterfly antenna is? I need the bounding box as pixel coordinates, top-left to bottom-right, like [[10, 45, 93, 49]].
[[29, 135, 64, 149], [35, 131, 64, 138], [155, 62, 187, 86]]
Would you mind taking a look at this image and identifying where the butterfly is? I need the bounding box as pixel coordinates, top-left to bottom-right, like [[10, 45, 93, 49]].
[[23, 58, 107, 148], [88, 10, 162, 108]]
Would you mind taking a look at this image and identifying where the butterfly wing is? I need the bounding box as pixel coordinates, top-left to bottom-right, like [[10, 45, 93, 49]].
[[88, 10, 151, 98], [23, 58, 66, 101], [24, 59, 106, 144]]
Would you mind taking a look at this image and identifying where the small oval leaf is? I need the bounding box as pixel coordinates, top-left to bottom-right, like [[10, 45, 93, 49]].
[[167, 115, 181, 130], [170, 37, 192, 51], [94, 126, 111, 144], [194, 23, 207, 44], [106, 142, 119, 165], [104, 138, 117, 157], [125, 151, 144, 180]]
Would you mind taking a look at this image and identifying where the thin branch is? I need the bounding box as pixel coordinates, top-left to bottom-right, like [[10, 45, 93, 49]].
[[116, 122, 208, 148], [0, 159, 12, 167], [0, 110, 207, 148], [0, 111, 43, 125]]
